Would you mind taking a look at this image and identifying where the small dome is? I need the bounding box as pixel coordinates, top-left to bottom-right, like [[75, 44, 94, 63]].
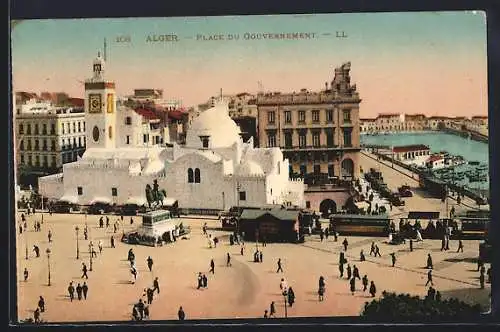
[[237, 160, 264, 176], [185, 102, 241, 149]]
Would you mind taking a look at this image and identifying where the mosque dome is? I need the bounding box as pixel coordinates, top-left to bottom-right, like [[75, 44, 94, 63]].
[[236, 160, 265, 177], [185, 102, 241, 149]]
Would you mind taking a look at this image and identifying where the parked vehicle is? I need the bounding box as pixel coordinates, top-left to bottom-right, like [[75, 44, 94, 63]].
[[398, 185, 413, 197], [50, 201, 80, 213], [87, 203, 113, 215], [389, 193, 405, 206]]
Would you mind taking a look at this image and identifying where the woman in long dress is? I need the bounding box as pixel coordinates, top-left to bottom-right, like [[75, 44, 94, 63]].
[[416, 229, 423, 242]]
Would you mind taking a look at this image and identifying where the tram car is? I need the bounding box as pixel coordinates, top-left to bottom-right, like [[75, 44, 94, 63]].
[[456, 217, 489, 239], [328, 214, 391, 236]]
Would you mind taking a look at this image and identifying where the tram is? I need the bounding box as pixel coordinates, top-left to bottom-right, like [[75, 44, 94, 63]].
[[456, 217, 489, 239], [328, 214, 391, 236]]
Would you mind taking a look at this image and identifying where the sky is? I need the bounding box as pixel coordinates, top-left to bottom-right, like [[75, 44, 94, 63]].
[[11, 11, 488, 118]]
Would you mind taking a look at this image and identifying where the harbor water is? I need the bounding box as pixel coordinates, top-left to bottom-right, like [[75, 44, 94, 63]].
[[360, 132, 490, 195]]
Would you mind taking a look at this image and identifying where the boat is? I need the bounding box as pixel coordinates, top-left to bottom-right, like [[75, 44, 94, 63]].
[[469, 161, 480, 166]]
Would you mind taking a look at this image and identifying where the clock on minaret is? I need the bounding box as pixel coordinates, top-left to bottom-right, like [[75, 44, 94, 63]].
[[88, 94, 102, 113]]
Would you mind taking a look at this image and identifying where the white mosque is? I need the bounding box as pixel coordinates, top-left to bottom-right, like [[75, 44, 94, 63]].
[[38, 53, 305, 212]]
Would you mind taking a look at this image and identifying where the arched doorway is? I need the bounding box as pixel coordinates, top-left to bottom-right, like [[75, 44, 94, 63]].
[[319, 199, 337, 218], [341, 158, 354, 179]]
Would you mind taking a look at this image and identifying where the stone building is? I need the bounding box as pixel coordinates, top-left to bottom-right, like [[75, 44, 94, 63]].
[[256, 62, 361, 185]]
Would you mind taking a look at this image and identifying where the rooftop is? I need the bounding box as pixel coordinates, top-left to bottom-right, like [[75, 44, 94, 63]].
[[392, 144, 430, 153]]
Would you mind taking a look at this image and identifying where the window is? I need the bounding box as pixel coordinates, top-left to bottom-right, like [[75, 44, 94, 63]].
[[28, 155, 32, 166], [73, 138, 77, 148], [306, 201, 311, 209], [34, 124, 39, 135], [43, 155, 48, 167], [125, 117, 132, 125], [43, 139, 48, 151], [77, 187, 83, 195], [52, 156, 56, 167], [187, 168, 194, 183], [267, 133, 276, 147], [239, 191, 246, 201], [78, 137, 82, 147], [268, 111, 275, 124], [314, 164, 321, 175], [299, 134, 306, 148], [312, 110, 320, 123], [42, 124, 47, 135], [298, 111, 306, 123], [343, 128, 352, 147], [143, 134, 149, 144], [194, 168, 201, 183], [313, 132, 320, 147], [27, 140, 32, 150], [111, 188, 118, 196], [202, 138, 209, 148], [20, 154, 24, 164], [35, 155, 40, 167], [83, 122, 86, 131], [19, 124, 24, 134], [328, 164, 335, 177], [27, 124, 31, 135], [61, 123, 65, 134], [284, 132, 293, 148], [19, 140, 24, 151], [50, 123, 55, 135], [326, 109, 333, 123], [343, 109, 351, 123], [78, 122, 81, 132], [34, 140, 40, 151], [284, 111, 292, 123], [126, 135, 130, 145], [326, 130, 334, 147]]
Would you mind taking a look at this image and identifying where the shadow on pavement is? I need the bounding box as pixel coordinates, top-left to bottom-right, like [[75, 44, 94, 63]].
[[439, 287, 490, 310]]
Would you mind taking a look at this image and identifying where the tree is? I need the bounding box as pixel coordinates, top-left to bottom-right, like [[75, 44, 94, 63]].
[[362, 291, 482, 321]]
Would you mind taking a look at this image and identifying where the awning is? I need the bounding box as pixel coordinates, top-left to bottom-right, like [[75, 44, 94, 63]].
[[355, 201, 370, 210], [89, 197, 112, 205], [163, 197, 178, 206], [59, 194, 79, 204], [126, 196, 147, 206]]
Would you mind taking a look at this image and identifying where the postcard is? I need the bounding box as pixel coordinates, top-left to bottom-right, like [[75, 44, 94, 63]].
[[10, 11, 491, 324]]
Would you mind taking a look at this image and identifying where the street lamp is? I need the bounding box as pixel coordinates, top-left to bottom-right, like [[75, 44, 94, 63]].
[[25, 237, 28, 260], [75, 226, 80, 259], [46, 248, 51, 286], [236, 182, 241, 236], [89, 243, 93, 272]]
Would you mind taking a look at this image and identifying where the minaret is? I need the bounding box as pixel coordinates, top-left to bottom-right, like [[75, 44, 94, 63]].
[[84, 51, 117, 150]]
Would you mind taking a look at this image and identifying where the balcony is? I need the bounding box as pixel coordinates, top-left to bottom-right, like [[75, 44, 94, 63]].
[[281, 144, 359, 152]]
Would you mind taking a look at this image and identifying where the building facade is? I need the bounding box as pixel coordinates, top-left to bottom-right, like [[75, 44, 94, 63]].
[[256, 62, 361, 184]]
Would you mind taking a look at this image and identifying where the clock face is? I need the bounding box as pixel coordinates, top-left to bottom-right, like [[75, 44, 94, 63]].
[[92, 126, 100, 142], [88, 94, 102, 113]]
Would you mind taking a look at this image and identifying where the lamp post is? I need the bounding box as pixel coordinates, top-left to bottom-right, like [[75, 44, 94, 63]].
[[75, 226, 80, 259], [25, 236, 28, 260], [46, 248, 51, 286], [236, 182, 241, 236], [282, 289, 288, 318]]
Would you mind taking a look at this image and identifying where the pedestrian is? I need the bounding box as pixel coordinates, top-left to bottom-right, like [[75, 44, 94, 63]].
[[136, 299, 145, 320], [259, 251, 263, 263], [480, 264, 486, 277], [130, 217, 134, 225], [33, 245, 40, 258], [374, 245, 381, 257], [346, 264, 352, 280], [318, 285, 325, 301], [369, 281, 377, 297], [38, 296, 45, 312], [82, 262, 88, 279], [390, 253, 396, 267], [106, 216, 110, 228], [343, 238, 349, 251], [425, 269, 434, 286], [213, 237, 219, 248], [68, 282, 75, 302], [202, 222, 207, 235], [84, 228, 88, 240], [197, 272, 203, 290], [440, 237, 446, 251], [333, 229, 338, 242], [320, 231, 324, 242], [353, 265, 361, 280], [99, 217, 103, 228], [146, 288, 153, 304], [110, 235, 115, 248], [360, 250, 365, 262], [264, 309, 269, 318], [226, 253, 232, 267], [427, 254, 433, 269], [410, 239, 413, 252], [82, 282, 88, 300], [24, 268, 29, 281], [436, 291, 442, 301], [209, 259, 215, 274], [19, 224, 23, 234], [457, 239, 464, 253], [144, 305, 150, 320], [487, 267, 491, 283], [349, 277, 356, 295], [113, 223, 117, 234], [287, 287, 295, 307], [477, 257, 484, 272], [280, 278, 288, 293], [362, 275, 368, 292], [202, 274, 208, 288], [339, 262, 344, 278], [270, 301, 276, 318], [34, 308, 40, 323], [153, 277, 160, 294], [131, 266, 138, 283], [240, 245, 244, 256], [98, 240, 103, 254], [132, 305, 139, 321], [147, 256, 154, 272], [48, 230, 52, 243], [276, 258, 283, 273], [76, 283, 83, 300], [339, 252, 346, 265], [178, 306, 185, 320]]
